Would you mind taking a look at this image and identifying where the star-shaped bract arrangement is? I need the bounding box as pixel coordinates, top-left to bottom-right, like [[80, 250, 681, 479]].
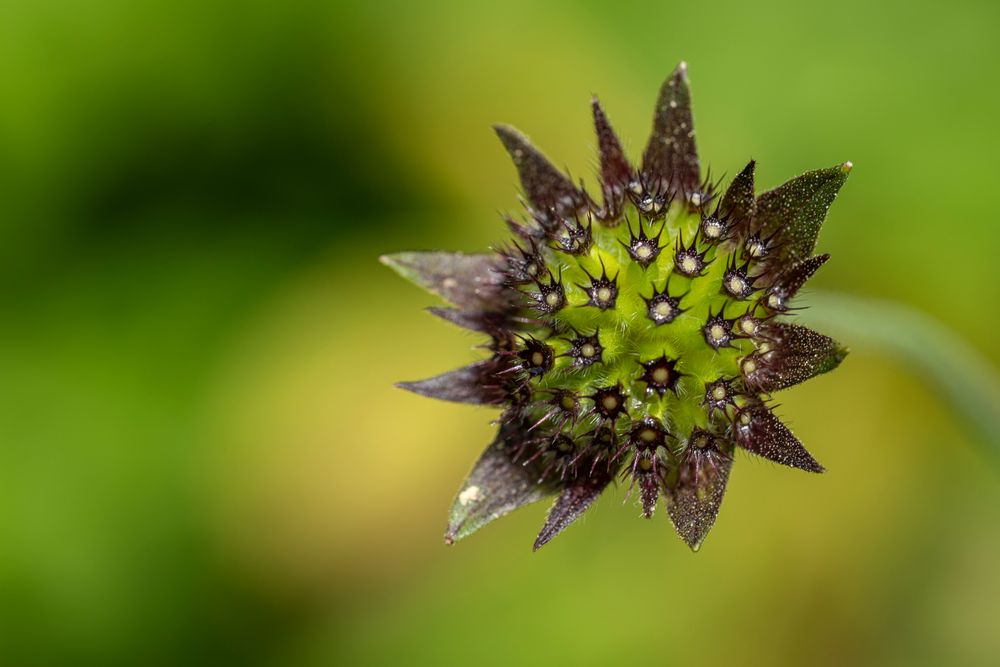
[[382, 62, 850, 551]]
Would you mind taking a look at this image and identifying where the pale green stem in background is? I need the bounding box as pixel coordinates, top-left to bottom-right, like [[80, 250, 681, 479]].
[[802, 290, 1000, 463]]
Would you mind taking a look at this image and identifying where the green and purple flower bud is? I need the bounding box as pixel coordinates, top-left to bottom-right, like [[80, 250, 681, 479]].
[[383, 62, 851, 551]]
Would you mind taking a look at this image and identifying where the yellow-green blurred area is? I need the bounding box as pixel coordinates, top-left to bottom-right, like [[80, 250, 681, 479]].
[[1, 0, 999, 664]]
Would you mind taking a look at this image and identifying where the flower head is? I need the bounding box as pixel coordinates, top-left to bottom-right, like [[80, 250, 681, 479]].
[[382, 62, 851, 551]]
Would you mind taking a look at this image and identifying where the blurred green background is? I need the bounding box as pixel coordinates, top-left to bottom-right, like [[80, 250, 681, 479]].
[[1, 0, 998, 665]]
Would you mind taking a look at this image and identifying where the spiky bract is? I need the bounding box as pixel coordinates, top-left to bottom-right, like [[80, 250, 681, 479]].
[[383, 62, 851, 551]]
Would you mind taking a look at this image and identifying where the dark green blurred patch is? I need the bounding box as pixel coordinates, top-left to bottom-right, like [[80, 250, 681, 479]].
[[0, 0, 448, 280], [0, 220, 314, 664]]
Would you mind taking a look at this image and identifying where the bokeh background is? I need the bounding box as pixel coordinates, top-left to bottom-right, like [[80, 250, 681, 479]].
[[1, 0, 999, 665]]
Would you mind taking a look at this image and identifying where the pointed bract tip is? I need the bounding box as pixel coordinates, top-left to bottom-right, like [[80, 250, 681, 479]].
[[492, 124, 523, 151], [532, 476, 611, 551], [444, 535, 455, 546], [493, 123, 520, 141], [590, 96, 605, 119], [806, 460, 826, 474], [532, 522, 565, 551], [395, 378, 442, 398], [667, 61, 690, 85], [801, 456, 827, 474], [395, 361, 508, 405], [841, 161, 853, 173]]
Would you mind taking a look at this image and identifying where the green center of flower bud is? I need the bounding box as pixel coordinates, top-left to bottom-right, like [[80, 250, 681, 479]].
[[506, 196, 771, 451]]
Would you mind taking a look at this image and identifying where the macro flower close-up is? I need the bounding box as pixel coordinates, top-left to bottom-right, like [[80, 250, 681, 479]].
[[384, 63, 851, 550], [3, 2, 1000, 665]]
